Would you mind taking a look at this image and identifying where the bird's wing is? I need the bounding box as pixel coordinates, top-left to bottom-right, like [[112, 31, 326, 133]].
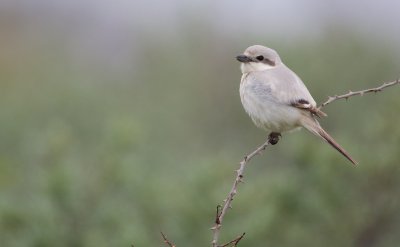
[[252, 65, 327, 117], [290, 99, 327, 118]]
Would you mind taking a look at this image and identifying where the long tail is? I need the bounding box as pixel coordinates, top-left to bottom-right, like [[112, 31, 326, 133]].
[[301, 117, 358, 165]]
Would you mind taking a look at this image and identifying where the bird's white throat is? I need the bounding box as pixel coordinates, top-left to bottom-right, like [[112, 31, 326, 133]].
[[240, 62, 275, 74]]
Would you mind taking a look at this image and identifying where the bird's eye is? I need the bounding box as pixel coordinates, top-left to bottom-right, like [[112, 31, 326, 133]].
[[256, 55, 264, 61]]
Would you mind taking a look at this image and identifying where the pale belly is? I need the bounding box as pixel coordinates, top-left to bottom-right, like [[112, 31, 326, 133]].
[[240, 81, 302, 133]]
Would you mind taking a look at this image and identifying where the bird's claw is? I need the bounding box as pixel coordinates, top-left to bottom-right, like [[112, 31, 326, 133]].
[[268, 132, 281, 145]]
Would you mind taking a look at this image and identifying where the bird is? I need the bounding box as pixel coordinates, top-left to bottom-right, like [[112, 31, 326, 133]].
[[236, 45, 357, 165]]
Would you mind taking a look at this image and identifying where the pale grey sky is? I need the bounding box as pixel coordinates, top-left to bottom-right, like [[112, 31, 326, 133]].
[[3, 0, 400, 40], [2, 0, 399, 69]]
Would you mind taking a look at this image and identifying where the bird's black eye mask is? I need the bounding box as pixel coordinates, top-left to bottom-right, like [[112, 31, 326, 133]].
[[256, 55, 275, 66], [256, 55, 264, 61]]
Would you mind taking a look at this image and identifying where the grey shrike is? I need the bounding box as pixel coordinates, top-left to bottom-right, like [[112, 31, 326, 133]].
[[236, 45, 357, 165]]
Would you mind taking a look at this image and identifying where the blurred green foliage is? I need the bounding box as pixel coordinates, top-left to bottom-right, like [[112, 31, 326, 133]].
[[1, 16, 400, 247]]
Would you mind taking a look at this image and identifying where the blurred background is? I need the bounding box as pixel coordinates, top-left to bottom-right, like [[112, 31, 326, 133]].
[[1, 0, 400, 246]]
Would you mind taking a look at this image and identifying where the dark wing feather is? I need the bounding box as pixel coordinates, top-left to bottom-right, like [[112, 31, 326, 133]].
[[291, 99, 327, 118]]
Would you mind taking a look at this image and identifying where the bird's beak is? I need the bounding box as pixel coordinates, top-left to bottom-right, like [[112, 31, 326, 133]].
[[236, 54, 253, 63]]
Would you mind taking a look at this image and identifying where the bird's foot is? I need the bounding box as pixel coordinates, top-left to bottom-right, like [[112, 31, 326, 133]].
[[268, 132, 281, 145]]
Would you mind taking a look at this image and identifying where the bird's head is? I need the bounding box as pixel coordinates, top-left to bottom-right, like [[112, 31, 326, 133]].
[[236, 45, 282, 73]]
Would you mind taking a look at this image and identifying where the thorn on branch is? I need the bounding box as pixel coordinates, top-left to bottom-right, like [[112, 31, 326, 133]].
[[215, 205, 222, 224], [161, 232, 176, 247], [319, 79, 400, 109], [218, 232, 246, 247]]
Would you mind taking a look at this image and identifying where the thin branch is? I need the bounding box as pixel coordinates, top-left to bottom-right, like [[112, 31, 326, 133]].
[[218, 232, 246, 247], [209, 79, 399, 247], [211, 138, 272, 247], [319, 79, 400, 109], [161, 232, 176, 247]]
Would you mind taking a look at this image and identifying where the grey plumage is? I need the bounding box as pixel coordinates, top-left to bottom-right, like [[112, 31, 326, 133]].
[[237, 45, 357, 165]]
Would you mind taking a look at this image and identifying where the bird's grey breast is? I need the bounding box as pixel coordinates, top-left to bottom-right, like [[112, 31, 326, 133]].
[[240, 72, 276, 102], [248, 78, 273, 101]]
